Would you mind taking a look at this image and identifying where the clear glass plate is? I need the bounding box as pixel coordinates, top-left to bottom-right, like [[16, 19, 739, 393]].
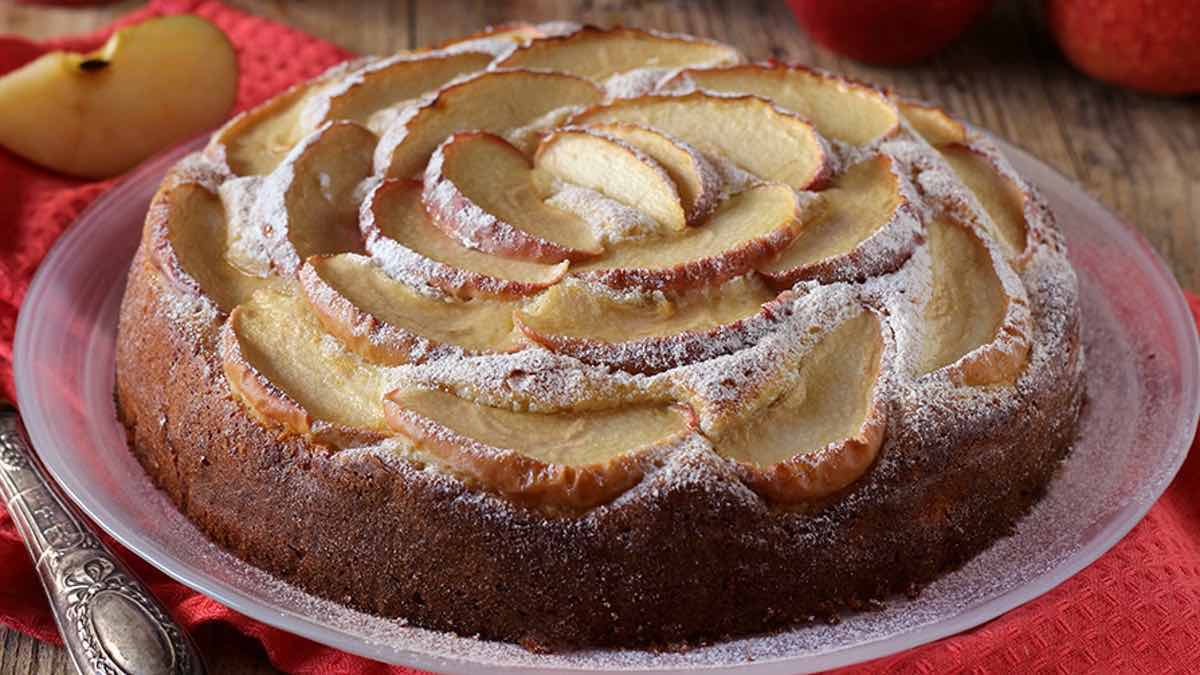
[[13, 137, 1199, 673]]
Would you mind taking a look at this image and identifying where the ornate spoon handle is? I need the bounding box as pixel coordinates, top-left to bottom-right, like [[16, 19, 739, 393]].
[[0, 404, 205, 675]]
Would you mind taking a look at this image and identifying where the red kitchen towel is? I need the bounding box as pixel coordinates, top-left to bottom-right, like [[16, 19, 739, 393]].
[[1, 2, 1198, 673]]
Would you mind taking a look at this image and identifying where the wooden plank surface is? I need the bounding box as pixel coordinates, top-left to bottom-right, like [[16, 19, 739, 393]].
[[0, 1, 1196, 673]]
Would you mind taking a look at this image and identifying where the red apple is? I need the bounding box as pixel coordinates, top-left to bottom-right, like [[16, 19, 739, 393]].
[[787, 0, 994, 66], [1045, 0, 1200, 95]]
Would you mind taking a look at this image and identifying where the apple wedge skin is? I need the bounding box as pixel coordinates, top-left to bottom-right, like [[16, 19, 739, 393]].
[[144, 162, 281, 314], [567, 92, 834, 191], [757, 155, 922, 290], [534, 128, 688, 231], [938, 142, 1033, 267], [218, 317, 386, 449], [424, 131, 603, 263], [429, 21, 545, 51], [495, 25, 741, 81], [575, 228, 794, 292], [298, 255, 524, 366], [897, 98, 968, 147], [914, 217, 1033, 387], [361, 179, 570, 300], [733, 410, 886, 506], [574, 186, 813, 293], [578, 122, 724, 227], [307, 50, 493, 131], [671, 62, 901, 146], [377, 68, 604, 180], [383, 395, 697, 511], [698, 309, 892, 505], [207, 58, 368, 177], [299, 258, 460, 366], [515, 289, 791, 375]]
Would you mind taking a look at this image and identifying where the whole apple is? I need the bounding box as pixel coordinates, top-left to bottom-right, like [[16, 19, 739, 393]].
[[1045, 0, 1200, 94], [787, 0, 995, 66]]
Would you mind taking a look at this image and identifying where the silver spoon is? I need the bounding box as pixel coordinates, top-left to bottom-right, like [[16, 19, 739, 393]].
[[0, 401, 205, 675]]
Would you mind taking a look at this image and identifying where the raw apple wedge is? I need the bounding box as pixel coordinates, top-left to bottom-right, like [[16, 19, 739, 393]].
[[899, 100, 967, 146], [582, 122, 721, 225], [220, 289, 390, 446], [378, 69, 603, 179], [918, 218, 1031, 385], [362, 179, 569, 299], [424, 132, 602, 262], [148, 177, 278, 313], [573, 184, 818, 292], [384, 385, 696, 509], [495, 25, 739, 81], [758, 154, 915, 287], [676, 63, 899, 145], [0, 15, 236, 178], [515, 276, 779, 373], [939, 143, 1030, 263], [711, 310, 886, 504], [534, 128, 688, 231], [233, 120, 375, 276], [299, 253, 523, 365], [569, 92, 830, 190], [302, 51, 491, 132]]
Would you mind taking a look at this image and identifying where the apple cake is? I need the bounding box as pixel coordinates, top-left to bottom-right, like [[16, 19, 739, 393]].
[[115, 22, 1084, 650]]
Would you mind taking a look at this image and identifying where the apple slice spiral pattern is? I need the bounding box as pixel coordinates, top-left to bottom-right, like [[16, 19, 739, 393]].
[[118, 22, 1086, 649], [134, 22, 1074, 515]]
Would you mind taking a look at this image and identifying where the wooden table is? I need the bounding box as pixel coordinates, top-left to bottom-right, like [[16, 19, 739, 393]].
[[0, 1, 1196, 672]]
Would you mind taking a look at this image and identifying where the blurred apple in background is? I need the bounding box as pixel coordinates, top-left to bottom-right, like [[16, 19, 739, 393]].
[[786, 0, 995, 65], [0, 15, 237, 178], [1045, 0, 1200, 95]]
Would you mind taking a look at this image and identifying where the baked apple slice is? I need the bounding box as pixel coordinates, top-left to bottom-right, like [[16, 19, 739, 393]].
[[918, 217, 1031, 385], [384, 385, 696, 509], [299, 253, 523, 365], [495, 25, 739, 81], [149, 178, 278, 313], [229, 120, 375, 276], [582, 122, 721, 225], [898, 100, 967, 146], [221, 289, 389, 445], [208, 59, 364, 176], [301, 51, 491, 133], [573, 184, 818, 291], [758, 154, 915, 287], [431, 22, 544, 51], [424, 132, 602, 263], [939, 144, 1030, 263], [534, 128, 689, 231], [711, 310, 886, 504], [515, 276, 778, 373], [569, 92, 830, 190], [378, 69, 603, 179], [362, 179, 568, 299], [675, 63, 899, 145]]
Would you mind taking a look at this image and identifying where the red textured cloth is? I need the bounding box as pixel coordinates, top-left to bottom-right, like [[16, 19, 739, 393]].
[[0, 3, 1197, 673]]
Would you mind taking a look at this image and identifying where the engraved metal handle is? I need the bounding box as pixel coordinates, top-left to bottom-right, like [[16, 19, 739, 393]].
[[0, 403, 206, 675]]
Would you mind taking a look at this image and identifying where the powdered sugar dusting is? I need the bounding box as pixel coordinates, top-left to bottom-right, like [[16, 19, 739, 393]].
[[545, 183, 663, 244]]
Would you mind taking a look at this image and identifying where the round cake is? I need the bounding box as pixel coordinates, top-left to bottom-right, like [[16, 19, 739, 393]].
[[115, 22, 1085, 651]]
